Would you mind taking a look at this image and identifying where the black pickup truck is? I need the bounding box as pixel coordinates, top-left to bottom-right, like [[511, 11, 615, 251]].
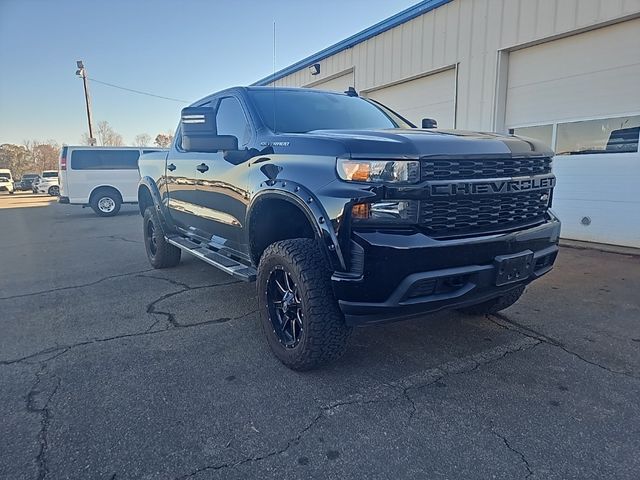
[[138, 86, 560, 370]]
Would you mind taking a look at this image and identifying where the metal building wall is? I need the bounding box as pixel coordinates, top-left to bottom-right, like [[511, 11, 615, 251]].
[[268, 0, 640, 132]]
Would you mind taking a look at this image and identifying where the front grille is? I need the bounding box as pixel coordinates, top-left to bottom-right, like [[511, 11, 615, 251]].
[[421, 157, 552, 181], [419, 189, 550, 238]]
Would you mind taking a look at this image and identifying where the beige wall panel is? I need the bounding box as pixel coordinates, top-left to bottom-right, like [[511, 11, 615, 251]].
[[305, 70, 354, 92], [506, 18, 640, 126], [265, 0, 640, 131], [365, 68, 456, 128]]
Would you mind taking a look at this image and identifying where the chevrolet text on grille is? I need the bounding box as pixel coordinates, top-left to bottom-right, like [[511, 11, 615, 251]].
[[427, 175, 556, 196]]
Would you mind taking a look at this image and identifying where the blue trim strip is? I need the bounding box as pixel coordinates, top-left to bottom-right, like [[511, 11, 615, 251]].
[[252, 0, 453, 86]]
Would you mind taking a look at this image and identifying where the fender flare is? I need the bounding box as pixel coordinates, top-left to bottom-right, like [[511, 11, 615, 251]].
[[248, 180, 346, 272], [138, 177, 176, 234]]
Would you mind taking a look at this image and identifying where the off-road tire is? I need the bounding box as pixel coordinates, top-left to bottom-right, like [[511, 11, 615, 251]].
[[257, 238, 352, 371], [143, 206, 181, 269], [458, 285, 526, 315], [90, 188, 122, 217]]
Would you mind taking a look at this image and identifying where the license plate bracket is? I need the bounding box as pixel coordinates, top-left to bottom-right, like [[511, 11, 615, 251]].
[[494, 250, 534, 286]]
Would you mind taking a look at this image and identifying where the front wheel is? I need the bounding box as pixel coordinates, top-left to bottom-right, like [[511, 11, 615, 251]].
[[257, 238, 352, 371], [48, 185, 59, 196], [143, 207, 181, 269]]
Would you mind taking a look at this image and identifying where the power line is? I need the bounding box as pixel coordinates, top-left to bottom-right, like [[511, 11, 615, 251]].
[[87, 77, 189, 103]]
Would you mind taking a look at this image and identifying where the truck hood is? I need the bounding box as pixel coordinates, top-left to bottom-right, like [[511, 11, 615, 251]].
[[273, 128, 552, 158]]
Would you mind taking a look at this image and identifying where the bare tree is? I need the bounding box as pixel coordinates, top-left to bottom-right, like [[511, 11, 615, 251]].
[[80, 133, 93, 146], [96, 121, 124, 146], [0, 141, 60, 177], [28, 141, 60, 171], [154, 131, 174, 148], [0, 144, 29, 178], [134, 133, 152, 147]]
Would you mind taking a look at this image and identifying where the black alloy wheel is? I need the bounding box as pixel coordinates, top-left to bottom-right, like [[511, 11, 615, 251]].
[[142, 206, 181, 268], [266, 267, 304, 348], [146, 217, 158, 257]]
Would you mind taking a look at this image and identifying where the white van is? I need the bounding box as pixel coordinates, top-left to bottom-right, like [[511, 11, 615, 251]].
[[0, 168, 14, 194], [59, 146, 164, 216]]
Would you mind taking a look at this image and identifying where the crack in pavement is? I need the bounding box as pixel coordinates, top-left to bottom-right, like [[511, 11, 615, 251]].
[[1, 279, 253, 366], [5, 277, 258, 478], [173, 337, 540, 479], [137, 274, 194, 290], [399, 337, 541, 421], [98, 235, 142, 244], [492, 430, 534, 479], [26, 363, 61, 480], [175, 410, 326, 479], [143, 277, 245, 329], [488, 313, 640, 380], [0, 268, 155, 300]]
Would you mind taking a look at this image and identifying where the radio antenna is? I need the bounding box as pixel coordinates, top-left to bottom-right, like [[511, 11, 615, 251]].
[[272, 21, 277, 133]]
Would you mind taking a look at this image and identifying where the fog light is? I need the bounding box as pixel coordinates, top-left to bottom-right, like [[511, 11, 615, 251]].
[[351, 200, 419, 224]]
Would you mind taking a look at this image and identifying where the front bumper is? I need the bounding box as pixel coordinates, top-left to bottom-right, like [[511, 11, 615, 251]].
[[333, 215, 561, 325]]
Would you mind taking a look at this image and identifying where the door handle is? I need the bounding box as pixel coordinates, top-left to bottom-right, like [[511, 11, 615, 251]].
[[167, 163, 176, 172], [196, 163, 209, 173]]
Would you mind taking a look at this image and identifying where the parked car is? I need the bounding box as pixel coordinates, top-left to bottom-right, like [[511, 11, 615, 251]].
[[137, 86, 560, 370], [58, 146, 165, 216], [0, 168, 14, 194], [34, 170, 59, 196], [14, 173, 39, 191]]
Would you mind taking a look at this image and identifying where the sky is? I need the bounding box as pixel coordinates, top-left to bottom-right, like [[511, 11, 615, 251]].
[[0, 0, 417, 146]]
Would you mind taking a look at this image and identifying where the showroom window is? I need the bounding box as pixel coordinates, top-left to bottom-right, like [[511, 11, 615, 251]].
[[555, 115, 640, 155], [510, 125, 553, 149]]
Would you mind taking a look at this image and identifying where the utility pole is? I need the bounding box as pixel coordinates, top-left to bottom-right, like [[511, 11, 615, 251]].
[[75, 60, 96, 146]]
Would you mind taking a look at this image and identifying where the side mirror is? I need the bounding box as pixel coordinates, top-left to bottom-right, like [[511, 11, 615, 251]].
[[421, 118, 437, 129], [180, 106, 239, 153]]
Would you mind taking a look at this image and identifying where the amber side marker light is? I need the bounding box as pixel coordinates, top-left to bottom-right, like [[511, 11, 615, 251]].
[[351, 203, 371, 219]]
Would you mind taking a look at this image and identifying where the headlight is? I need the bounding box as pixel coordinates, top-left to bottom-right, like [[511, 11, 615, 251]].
[[351, 200, 419, 224], [337, 159, 420, 183]]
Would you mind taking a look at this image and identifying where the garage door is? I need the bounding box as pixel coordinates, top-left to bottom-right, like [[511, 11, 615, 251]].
[[365, 68, 456, 128], [306, 70, 354, 92], [507, 19, 640, 248]]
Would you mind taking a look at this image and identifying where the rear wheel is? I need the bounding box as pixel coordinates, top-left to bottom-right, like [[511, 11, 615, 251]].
[[458, 285, 526, 315], [143, 207, 181, 268], [257, 238, 352, 371], [90, 188, 121, 217], [48, 185, 59, 196]]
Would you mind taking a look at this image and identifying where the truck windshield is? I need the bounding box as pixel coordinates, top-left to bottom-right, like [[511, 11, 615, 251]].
[[247, 89, 413, 133]]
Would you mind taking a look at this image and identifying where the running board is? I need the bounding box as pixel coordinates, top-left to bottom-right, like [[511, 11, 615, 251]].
[[166, 235, 256, 282]]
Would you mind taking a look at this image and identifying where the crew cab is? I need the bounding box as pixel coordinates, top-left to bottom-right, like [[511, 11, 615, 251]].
[[137, 86, 560, 370]]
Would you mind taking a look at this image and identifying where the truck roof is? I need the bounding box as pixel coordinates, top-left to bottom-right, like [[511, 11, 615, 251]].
[[192, 86, 351, 106]]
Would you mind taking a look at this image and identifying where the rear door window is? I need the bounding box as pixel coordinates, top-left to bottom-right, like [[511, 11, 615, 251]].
[[71, 150, 140, 170]]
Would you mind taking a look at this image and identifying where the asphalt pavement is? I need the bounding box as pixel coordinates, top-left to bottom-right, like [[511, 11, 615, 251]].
[[1, 191, 639, 480]]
